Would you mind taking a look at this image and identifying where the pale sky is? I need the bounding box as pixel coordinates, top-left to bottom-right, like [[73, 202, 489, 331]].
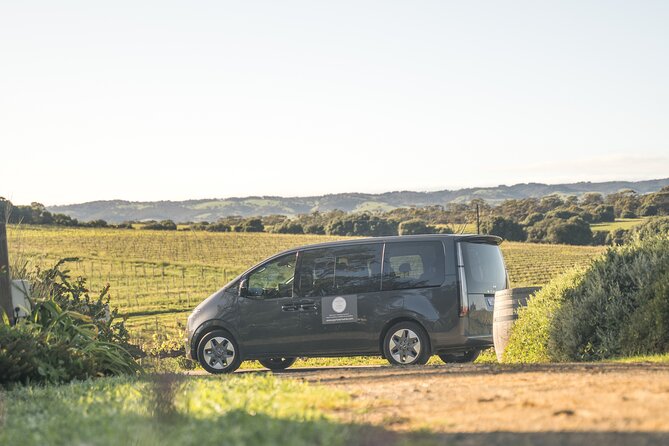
[[1, 1, 668, 206]]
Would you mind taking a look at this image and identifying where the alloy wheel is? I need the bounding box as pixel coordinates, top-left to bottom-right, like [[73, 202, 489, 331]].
[[388, 328, 422, 364]]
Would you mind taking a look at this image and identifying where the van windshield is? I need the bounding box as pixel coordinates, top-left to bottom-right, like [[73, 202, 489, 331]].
[[461, 242, 506, 294]]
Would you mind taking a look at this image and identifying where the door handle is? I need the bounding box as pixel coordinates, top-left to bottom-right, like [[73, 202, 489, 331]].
[[299, 303, 318, 311], [281, 304, 299, 312]]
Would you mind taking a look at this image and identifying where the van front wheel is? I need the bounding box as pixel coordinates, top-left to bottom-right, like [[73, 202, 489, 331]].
[[197, 329, 242, 374], [259, 357, 297, 370], [383, 322, 430, 366]]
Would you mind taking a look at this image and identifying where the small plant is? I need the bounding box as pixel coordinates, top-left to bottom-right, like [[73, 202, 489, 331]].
[[0, 260, 141, 385]]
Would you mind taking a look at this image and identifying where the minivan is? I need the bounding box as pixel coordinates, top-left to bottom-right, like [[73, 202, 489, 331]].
[[186, 234, 507, 373]]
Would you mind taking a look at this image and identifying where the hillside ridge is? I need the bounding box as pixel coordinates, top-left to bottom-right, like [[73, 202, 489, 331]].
[[48, 178, 669, 223]]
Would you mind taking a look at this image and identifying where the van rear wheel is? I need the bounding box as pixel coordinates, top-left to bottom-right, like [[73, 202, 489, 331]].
[[383, 322, 430, 366], [439, 349, 481, 364], [258, 357, 297, 371], [197, 329, 242, 374]]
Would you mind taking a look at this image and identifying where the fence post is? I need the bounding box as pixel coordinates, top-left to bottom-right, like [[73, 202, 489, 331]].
[[0, 199, 14, 325]]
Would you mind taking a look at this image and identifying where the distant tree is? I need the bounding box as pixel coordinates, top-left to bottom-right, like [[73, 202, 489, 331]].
[[581, 192, 604, 207], [481, 216, 526, 242], [538, 195, 564, 212], [142, 220, 177, 231], [640, 188, 669, 216], [606, 189, 640, 218], [84, 219, 108, 228], [326, 214, 397, 237], [639, 205, 658, 217], [593, 205, 615, 223], [398, 219, 434, 235], [206, 222, 231, 232], [546, 210, 578, 220], [239, 218, 264, 232], [303, 224, 325, 235], [546, 217, 592, 245], [523, 212, 545, 226], [273, 221, 304, 234]]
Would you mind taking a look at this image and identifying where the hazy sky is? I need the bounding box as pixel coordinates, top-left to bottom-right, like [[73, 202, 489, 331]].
[[1, 1, 668, 205]]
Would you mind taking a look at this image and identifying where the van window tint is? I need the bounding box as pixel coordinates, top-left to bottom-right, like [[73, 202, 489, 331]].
[[298, 244, 382, 297], [247, 253, 296, 299], [382, 241, 445, 290], [461, 242, 506, 294]]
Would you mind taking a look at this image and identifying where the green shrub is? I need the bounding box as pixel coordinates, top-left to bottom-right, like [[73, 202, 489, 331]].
[[504, 237, 669, 363], [0, 323, 42, 384], [551, 238, 669, 360], [0, 261, 140, 386], [619, 268, 669, 355], [625, 216, 669, 242], [502, 268, 584, 363], [591, 230, 608, 246], [32, 259, 131, 347], [606, 228, 628, 246]]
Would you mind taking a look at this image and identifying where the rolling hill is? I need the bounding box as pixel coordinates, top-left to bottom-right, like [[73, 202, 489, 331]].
[[48, 178, 669, 223]]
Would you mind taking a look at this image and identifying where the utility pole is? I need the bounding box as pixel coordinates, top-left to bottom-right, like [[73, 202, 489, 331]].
[[0, 199, 14, 325], [476, 204, 480, 235]]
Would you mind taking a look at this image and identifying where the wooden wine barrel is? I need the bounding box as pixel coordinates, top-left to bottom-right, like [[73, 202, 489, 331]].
[[493, 287, 542, 362]]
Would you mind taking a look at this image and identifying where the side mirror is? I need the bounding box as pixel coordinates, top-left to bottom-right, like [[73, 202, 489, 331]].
[[239, 278, 249, 297]]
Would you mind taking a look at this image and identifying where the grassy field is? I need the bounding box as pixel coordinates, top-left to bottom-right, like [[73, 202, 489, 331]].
[[6, 226, 604, 348], [590, 217, 646, 232], [0, 374, 364, 446]]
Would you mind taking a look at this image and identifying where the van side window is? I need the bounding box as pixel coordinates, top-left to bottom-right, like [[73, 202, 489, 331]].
[[298, 244, 382, 297], [382, 241, 445, 290], [247, 253, 296, 299]]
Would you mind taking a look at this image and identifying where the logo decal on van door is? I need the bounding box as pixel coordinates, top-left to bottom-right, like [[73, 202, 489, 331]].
[[322, 295, 357, 324], [332, 296, 347, 313]]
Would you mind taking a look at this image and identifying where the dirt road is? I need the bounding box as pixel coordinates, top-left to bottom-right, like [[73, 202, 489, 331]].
[[262, 362, 669, 445]]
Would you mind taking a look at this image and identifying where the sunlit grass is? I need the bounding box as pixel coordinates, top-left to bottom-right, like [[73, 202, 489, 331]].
[[608, 353, 669, 363], [0, 374, 354, 446]]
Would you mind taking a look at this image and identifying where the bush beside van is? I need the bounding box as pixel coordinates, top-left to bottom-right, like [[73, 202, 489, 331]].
[[503, 236, 669, 363]]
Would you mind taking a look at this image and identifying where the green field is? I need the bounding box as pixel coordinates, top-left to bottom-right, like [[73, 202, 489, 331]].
[[590, 218, 646, 232], [0, 374, 363, 446], [7, 226, 604, 348]]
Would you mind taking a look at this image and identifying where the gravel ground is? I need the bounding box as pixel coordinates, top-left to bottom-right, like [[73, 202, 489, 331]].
[[228, 362, 669, 445]]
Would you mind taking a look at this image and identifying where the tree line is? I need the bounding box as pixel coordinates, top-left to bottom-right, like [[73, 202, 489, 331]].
[[4, 187, 668, 245]]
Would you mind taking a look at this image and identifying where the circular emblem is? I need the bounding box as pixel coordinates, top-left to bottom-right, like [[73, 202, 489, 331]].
[[332, 296, 347, 313]]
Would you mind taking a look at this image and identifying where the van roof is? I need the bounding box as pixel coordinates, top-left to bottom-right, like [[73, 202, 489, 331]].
[[278, 233, 503, 255]]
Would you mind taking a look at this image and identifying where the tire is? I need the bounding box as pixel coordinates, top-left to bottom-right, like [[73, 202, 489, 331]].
[[258, 357, 297, 371], [439, 349, 481, 364], [383, 322, 430, 366], [197, 329, 242, 374]]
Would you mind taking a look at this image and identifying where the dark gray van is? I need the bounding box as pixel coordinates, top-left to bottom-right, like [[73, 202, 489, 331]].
[[186, 234, 507, 373]]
